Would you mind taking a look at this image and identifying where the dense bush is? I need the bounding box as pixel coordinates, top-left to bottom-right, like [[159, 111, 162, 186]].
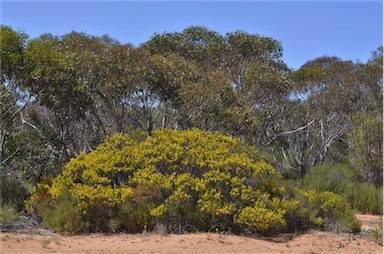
[[0, 203, 18, 225], [0, 174, 31, 226], [1, 174, 31, 213], [37, 188, 85, 233], [27, 129, 359, 235], [302, 163, 383, 214]]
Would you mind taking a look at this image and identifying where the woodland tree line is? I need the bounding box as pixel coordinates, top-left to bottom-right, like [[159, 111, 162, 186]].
[[1, 25, 383, 229]]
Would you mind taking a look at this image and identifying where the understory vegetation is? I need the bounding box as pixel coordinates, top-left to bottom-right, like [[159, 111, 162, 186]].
[[301, 163, 383, 215], [1, 25, 382, 235]]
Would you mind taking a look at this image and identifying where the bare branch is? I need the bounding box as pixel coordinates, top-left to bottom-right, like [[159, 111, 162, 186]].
[[1, 146, 21, 165], [262, 119, 316, 148], [21, 113, 41, 132]]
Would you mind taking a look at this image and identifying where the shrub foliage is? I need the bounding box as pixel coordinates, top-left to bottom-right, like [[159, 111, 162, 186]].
[[27, 129, 358, 235], [302, 163, 383, 215]]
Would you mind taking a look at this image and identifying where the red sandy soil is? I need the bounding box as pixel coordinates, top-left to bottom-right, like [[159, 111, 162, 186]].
[[1, 214, 382, 254]]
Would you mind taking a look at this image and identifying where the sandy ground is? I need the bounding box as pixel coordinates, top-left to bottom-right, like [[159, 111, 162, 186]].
[[0, 214, 382, 254]]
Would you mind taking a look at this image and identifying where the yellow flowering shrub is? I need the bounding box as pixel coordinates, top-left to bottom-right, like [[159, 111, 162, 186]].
[[27, 129, 357, 235], [294, 189, 360, 231], [234, 192, 290, 234]]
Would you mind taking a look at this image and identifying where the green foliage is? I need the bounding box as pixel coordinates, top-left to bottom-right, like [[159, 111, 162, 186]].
[[37, 188, 85, 234], [0, 25, 28, 82], [1, 174, 30, 213], [346, 184, 383, 215], [24, 34, 92, 116], [302, 163, 357, 193], [302, 163, 383, 214], [349, 115, 383, 187], [0, 203, 18, 225], [113, 183, 162, 233], [294, 189, 359, 232], [372, 217, 383, 245]]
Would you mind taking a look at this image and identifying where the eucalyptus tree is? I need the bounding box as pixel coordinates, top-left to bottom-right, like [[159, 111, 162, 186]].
[[58, 32, 138, 140], [282, 51, 383, 178], [280, 57, 356, 176], [146, 26, 226, 69], [24, 32, 139, 154], [348, 47, 383, 186], [145, 26, 292, 142], [145, 27, 240, 134], [23, 33, 92, 162], [220, 30, 294, 153], [0, 25, 29, 167], [0, 26, 59, 210]]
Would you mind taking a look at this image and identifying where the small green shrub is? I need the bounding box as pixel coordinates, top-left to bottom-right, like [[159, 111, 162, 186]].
[[38, 189, 84, 234], [295, 189, 360, 233], [345, 217, 362, 234], [302, 163, 357, 193], [115, 201, 156, 233], [347, 183, 383, 214], [1, 174, 30, 213], [372, 217, 383, 245], [0, 203, 18, 224]]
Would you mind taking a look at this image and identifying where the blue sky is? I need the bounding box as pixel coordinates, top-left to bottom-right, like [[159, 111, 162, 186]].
[[2, 1, 382, 69]]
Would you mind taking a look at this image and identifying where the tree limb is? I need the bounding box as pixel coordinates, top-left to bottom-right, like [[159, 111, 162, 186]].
[[262, 119, 316, 148]]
